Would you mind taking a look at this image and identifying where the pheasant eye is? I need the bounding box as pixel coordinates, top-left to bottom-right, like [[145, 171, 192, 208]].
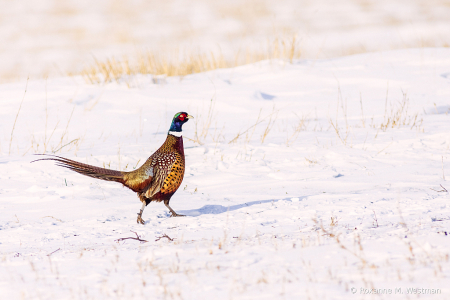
[[179, 114, 185, 121]]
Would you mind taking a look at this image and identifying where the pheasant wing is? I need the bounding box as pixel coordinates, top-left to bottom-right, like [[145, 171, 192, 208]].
[[145, 152, 177, 198]]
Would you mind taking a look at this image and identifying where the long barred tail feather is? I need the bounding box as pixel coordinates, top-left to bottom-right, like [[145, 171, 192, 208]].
[[31, 154, 125, 183]]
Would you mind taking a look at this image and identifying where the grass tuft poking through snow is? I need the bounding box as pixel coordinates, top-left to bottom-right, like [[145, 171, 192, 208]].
[[80, 36, 301, 87]]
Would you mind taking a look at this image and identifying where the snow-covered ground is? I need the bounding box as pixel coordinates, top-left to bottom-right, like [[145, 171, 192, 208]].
[[1, 48, 450, 299], [2, 0, 450, 81]]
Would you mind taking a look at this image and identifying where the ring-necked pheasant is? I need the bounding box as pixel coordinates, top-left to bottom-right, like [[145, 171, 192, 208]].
[[32, 112, 193, 224]]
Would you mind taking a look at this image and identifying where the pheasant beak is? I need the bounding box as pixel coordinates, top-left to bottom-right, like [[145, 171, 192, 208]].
[[186, 114, 194, 119]]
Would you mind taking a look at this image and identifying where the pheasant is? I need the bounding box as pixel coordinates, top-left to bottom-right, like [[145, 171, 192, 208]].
[[32, 112, 193, 224]]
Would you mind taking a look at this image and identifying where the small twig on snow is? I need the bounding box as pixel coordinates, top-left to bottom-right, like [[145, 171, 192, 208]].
[[430, 184, 448, 193], [115, 231, 148, 243], [47, 248, 61, 256], [155, 234, 174, 242], [42, 216, 63, 222]]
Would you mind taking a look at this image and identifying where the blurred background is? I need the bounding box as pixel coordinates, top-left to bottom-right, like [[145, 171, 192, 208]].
[[1, 0, 449, 82]]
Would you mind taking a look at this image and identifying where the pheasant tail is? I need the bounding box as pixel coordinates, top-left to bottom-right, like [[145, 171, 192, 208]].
[[32, 155, 124, 184]]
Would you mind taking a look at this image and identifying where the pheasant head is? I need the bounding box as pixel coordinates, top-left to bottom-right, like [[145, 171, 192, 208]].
[[168, 112, 193, 136]]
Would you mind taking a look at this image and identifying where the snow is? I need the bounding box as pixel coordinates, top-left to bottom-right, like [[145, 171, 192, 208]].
[[2, 0, 450, 81], [1, 48, 450, 299]]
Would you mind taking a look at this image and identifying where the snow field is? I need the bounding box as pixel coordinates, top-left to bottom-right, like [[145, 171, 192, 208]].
[[0, 48, 450, 299]]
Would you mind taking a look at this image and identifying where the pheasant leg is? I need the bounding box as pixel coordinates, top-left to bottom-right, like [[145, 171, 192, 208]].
[[164, 202, 185, 217], [137, 202, 146, 224]]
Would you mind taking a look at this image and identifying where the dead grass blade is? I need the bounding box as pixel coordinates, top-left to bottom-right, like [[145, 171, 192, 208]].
[[9, 77, 29, 155]]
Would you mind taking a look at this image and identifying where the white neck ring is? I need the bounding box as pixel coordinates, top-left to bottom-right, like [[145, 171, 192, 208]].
[[168, 131, 182, 137]]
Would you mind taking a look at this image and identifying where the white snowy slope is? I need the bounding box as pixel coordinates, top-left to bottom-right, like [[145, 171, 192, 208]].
[[1, 48, 450, 299]]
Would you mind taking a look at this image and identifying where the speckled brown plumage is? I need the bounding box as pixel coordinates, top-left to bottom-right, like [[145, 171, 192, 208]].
[[126, 134, 185, 201], [32, 112, 193, 224]]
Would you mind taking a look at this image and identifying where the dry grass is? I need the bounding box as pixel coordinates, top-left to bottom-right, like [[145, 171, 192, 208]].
[[81, 36, 301, 86], [329, 89, 424, 148], [378, 91, 423, 131], [286, 113, 308, 146], [228, 108, 278, 145], [193, 98, 216, 145], [9, 78, 28, 155]]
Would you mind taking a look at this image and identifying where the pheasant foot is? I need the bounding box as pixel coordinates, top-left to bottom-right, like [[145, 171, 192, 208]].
[[171, 212, 186, 217], [137, 215, 145, 224], [165, 202, 185, 217], [136, 202, 146, 225]]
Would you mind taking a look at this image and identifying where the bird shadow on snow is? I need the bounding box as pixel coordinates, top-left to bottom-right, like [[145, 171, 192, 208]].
[[178, 196, 308, 217]]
